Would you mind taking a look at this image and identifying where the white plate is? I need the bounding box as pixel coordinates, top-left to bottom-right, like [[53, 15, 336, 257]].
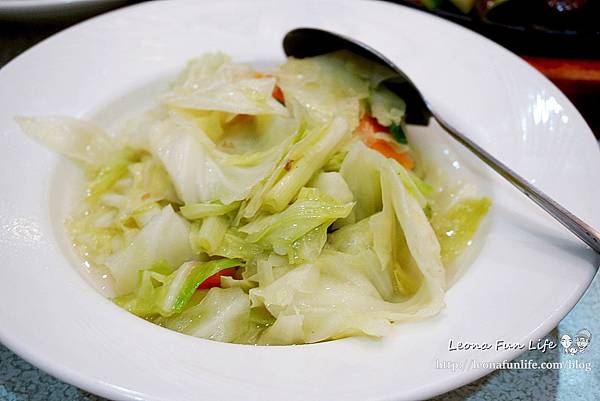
[[0, 0, 130, 21], [0, 1, 599, 400]]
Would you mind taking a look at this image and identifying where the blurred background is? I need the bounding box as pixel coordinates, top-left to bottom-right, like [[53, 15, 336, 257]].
[[395, 0, 600, 137], [1, 0, 598, 136]]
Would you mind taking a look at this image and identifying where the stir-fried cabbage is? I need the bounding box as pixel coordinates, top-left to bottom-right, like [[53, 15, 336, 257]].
[[17, 51, 490, 345]]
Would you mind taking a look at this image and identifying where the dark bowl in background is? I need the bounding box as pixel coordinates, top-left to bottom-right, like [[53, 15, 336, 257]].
[[389, 0, 600, 136], [392, 0, 600, 58]]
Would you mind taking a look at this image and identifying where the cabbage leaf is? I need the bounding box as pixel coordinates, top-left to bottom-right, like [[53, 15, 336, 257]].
[[431, 197, 491, 266], [149, 115, 283, 205], [106, 205, 195, 295], [165, 53, 287, 116], [115, 258, 242, 317], [16, 116, 119, 170], [159, 287, 251, 343], [240, 187, 354, 262], [370, 85, 406, 127]]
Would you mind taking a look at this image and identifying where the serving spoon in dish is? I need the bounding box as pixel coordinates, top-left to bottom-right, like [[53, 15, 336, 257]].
[[283, 27, 600, 254]]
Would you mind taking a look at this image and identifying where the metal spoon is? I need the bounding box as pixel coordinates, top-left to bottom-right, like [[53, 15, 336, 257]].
[[283, 27, 600, 254]]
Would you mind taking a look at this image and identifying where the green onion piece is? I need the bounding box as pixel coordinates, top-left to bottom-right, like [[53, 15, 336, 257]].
[[390, 123, 408, 144]]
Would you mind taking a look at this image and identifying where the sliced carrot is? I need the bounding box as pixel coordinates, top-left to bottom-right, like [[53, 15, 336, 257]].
[[395, 152, 414, 170], [369, 140, 414, 169], [368, 139, 396, 158], [356, 115, 414, 170], [255, 72, 285, 104], [357, 115, 390, 141], [272, 85, 285, 104], [197, 267, 238, 290]]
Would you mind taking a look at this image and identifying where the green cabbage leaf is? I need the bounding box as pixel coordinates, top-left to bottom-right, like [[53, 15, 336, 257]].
[[105, 205, 195, 295], [165, 53, 287, 116], [115, 258, 242, 318]]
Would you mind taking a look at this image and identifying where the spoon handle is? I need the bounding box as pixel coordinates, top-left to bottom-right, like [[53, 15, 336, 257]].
[[432, 111, 600, 254]]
